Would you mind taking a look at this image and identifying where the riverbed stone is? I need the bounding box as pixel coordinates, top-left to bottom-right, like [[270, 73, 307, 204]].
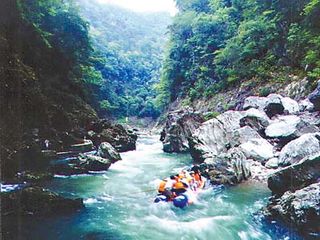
[[308, 80, 320, 111], [265, 115, 319, 140], [161, 108, 204, 153], [265, 182, 320, 237], [189, 111, 244, 162], [98, 142, 121, 163], [265, 158, 279, 169], [202, 147, 251, 185], [1, 187, 84, 216], [239, 138, 274, 162], [268, 153, 320, 196], [278, 133, 320, 166], [240, 108, 270, 135]]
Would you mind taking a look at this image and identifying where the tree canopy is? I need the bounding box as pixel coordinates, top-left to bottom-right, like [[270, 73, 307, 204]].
[[157, 0, 320, 107]]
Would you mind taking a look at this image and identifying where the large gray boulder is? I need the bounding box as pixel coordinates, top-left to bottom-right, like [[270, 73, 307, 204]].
[[239, 108, 270, 135], [189, 111, 244, 162], [239, 138, 274, 162], [278, 133, 320, 166], [52, 154, 112, 175], [1, 186, 84, 216], [243, 94, 300, 117], [265, 182, 320, 238], [268, 154, 320, 196], [202, 147, 251, 185], [265, 115, 319, 140], [308, 80, 320, 111], [161, 108, 204, 153], [98, 142, 121, 163]]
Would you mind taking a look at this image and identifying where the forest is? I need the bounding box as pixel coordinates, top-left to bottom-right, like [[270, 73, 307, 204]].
[[157, 0, 320, 107]]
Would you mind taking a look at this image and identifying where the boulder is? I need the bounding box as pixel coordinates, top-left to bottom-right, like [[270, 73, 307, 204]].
[[52, 154, 112, 175], [243, 94, 300, 117], [87, 120, 137, 152], [1, 186, 84, 216], [230, 126, 262, 147], [265, 158, 279, 169], [78, 154, 112, 172], [189, 111, 244, 162], [281, 97, 300, 114], [98, 142, 121, 163], [201, 148, 251, 185], [240, 108, 270, 135], [161, 108, 204, 153], [15, 171, 54, 183], [299, 99, 314, 112], [308, 80, 320, 111], [239, 138, 274, 162], [278, 133, 320, 166], [265, 182, 320, 237], [265, 115, 319, 140], [263, 94, 284, 118], [268, 154, 320, 196], [243, 96, 267, 111]]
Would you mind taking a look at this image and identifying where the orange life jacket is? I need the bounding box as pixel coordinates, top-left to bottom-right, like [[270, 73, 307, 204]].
[[173, 181, 186, 190], [158, 180, 167, 192], [194, 173, 201, 182]]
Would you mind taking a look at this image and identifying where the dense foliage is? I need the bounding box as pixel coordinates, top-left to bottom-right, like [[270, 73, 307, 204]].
[[0, 0, 99, 178], [76, 0, 171, 119], [157, 0, 320, 107]]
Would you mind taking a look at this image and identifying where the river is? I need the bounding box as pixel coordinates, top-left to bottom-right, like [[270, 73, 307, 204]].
[[6, 135, 302, 239]]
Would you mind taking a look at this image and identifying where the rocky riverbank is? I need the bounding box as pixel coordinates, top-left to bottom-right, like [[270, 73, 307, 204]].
[[160, 80, 320, 237], [1, 118, 137, 217]]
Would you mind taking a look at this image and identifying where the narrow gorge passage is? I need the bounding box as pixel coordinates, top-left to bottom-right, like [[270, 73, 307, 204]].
[[8, 136, 301, 240]]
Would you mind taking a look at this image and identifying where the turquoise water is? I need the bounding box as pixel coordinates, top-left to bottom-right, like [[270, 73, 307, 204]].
[[4, 135, 301, 239]]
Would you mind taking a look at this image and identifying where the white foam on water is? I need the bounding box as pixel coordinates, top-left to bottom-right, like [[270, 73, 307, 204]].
[[84, 198, 99, 204]]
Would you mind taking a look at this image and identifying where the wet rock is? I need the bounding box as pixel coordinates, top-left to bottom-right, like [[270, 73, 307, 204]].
[[52, 154, 112, 175], [202, 148, 251, 185], [87, 120, 137, 152], [1, 187, 84, 216], [265, 115, 319, 143], [70, 140, 94, 152], [79, 154, 112, 172], [98, 142, 121, 163], [15, 171, 54, 183], [268, 154, 320, 196], [161, 108, 204, 153], [265, 182, 320, 238], [278, 133, 320, 166], [308, 80, 320, 111]]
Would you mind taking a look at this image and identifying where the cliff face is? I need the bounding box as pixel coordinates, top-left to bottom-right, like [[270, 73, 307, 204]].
[[0, 0, 98, 179]]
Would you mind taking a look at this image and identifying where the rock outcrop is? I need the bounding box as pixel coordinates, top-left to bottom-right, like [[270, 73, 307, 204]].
[[87, 120, 137, 152], [198, 148, 251, 185], [268, 154, 320, 196], [265, 182, 320, 238], [161, 108, 204, 153], [52, 153, 112, 175], [308, 80, 320, 111], [98, 142, 121, 163], [264, 154, 320, 238], [278, 133, 320, 166], [1, 187, 84, 216]]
